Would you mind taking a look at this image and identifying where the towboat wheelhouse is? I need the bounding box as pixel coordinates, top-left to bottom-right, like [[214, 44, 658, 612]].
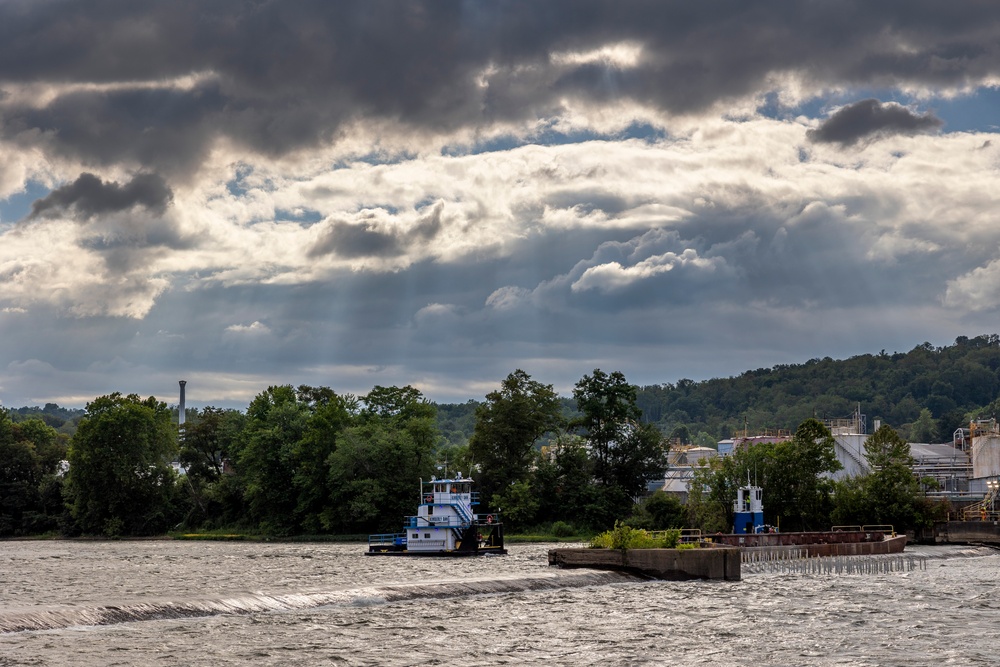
[[733, 479, 765, 535], [367, 473, 507, 556]]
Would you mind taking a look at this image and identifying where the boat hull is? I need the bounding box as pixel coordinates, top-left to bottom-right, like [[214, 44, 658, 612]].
[[366, 548, 508, 557]]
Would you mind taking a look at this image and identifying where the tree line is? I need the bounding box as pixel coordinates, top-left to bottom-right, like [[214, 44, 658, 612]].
[[4, 333, 973, 538], [433, 336, 1000, 453], [0, 369, 671, 538]]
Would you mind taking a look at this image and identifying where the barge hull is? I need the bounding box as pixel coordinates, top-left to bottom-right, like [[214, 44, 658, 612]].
[[705, 530, 907, 556]]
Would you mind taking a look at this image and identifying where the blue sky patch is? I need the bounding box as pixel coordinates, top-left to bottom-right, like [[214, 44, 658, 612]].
[[0, 180, 52, 224]]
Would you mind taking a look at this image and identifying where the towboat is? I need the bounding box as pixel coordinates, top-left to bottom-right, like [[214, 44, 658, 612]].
[[367, 473, 507, 556]]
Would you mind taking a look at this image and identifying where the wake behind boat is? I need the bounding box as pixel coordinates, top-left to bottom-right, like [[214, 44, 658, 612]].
[[367, 474, 507, 556]]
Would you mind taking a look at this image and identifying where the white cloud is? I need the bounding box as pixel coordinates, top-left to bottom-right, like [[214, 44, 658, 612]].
[[225, 321, 271, 334], [414, 303, 458, 322], [945, 260, 1000, 309], [549, 42, 646, 69], [486, 286, 531, 311], [571, 249, 720, 293]]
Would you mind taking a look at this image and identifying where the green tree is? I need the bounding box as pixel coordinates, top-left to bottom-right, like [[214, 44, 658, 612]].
[[832, 424, 933, 531], [693, 431, 718, 449], [573, 369, 642, 488], [14, 417, 68, 473], [909, 408, 937, 443], [532, 435, 604, 530], [767, 419, 841, 531], [469, 369, 562, 507], [324, 385, 437, 533], [177, 406, 247, 528], [67, 393, 178, 536], [629, 490, 688, 530], [0, 410, 67, 536], [292, 386, 356, 533], [686, 461, 731, 533], [491, 479, 539, 532], [573, 369, 669, 525], [180, 407, 245, 482], [0, 410, 44, 536], [232, 385, 309, 535]]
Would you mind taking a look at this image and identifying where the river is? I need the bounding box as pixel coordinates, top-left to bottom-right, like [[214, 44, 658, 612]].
[[0, 540, 997, 666]]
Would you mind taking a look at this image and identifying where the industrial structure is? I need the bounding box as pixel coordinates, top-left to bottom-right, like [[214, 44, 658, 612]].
[[654, 407, 995, 519]]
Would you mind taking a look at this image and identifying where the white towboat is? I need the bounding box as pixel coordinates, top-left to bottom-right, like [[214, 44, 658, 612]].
[[367, 473, 507, 556]]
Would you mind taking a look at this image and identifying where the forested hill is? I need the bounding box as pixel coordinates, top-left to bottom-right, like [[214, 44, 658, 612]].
[[6, 403, 84, 435], [636, 335, 1000, 445], [8, 335, 1000, 447]]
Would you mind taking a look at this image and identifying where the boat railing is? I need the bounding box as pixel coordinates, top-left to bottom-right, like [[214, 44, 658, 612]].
[[647, 528, 700, 543], [475, 513, 501, 526], [862, 524, 895, 537], [403, 516, 484, 529], [369, 533, 405, 546]]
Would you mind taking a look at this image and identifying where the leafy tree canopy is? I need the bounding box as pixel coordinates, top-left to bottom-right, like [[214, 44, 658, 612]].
[[469, 369, 562, 506], [67, 393, 178, 537], [832, 424, 945, 531]]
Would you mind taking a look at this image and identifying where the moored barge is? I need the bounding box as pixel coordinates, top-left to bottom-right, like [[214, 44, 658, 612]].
[[710, 478, 907, 556]]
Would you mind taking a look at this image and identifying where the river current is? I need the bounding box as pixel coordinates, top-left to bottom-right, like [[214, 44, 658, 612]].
[[0, 540, 997, 666]]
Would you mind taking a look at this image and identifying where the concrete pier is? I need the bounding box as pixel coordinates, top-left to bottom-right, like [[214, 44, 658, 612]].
[[931, 520, 1000, 545], [548, 547, 741, 581]]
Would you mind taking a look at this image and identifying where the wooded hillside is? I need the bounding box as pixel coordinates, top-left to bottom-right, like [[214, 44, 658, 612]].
[[439, 335, 1000, 447], [637, 334, 1000, 444]]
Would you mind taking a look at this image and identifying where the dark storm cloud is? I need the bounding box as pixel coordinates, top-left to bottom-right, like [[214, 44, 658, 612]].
[[309, 203, 444, 259], [25, 172, 189, 276], [1, 1, 999, 173], [310, 220, 403, 258], [29, 172, 173, 220], [807, 99, 944, 146]]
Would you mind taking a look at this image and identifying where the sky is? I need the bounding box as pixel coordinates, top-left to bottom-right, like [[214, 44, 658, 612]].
[[2, 1, 1000, 410]]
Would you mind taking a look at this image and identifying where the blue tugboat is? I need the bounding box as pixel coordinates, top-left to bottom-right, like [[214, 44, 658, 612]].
[[367, 473, 507, 556]]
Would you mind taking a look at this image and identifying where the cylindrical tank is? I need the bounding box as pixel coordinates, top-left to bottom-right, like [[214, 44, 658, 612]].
[[972, 433, 1000, 478]]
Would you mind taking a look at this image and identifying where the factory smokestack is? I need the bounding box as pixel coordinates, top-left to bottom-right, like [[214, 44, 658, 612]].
[[178, 380, 187, 427]]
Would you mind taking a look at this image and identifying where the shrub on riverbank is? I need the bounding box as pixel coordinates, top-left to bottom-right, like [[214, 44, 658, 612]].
[[589, 522, 681, 549]]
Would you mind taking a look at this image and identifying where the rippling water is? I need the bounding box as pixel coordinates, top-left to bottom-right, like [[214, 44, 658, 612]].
[[1, 540, 998, 666]]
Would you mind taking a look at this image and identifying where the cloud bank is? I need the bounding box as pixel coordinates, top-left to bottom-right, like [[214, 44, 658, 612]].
[[1, 1, 999, 408]]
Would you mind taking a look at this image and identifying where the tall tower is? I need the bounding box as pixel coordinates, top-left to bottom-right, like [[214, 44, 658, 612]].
[[178, 380, 187, 431]]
